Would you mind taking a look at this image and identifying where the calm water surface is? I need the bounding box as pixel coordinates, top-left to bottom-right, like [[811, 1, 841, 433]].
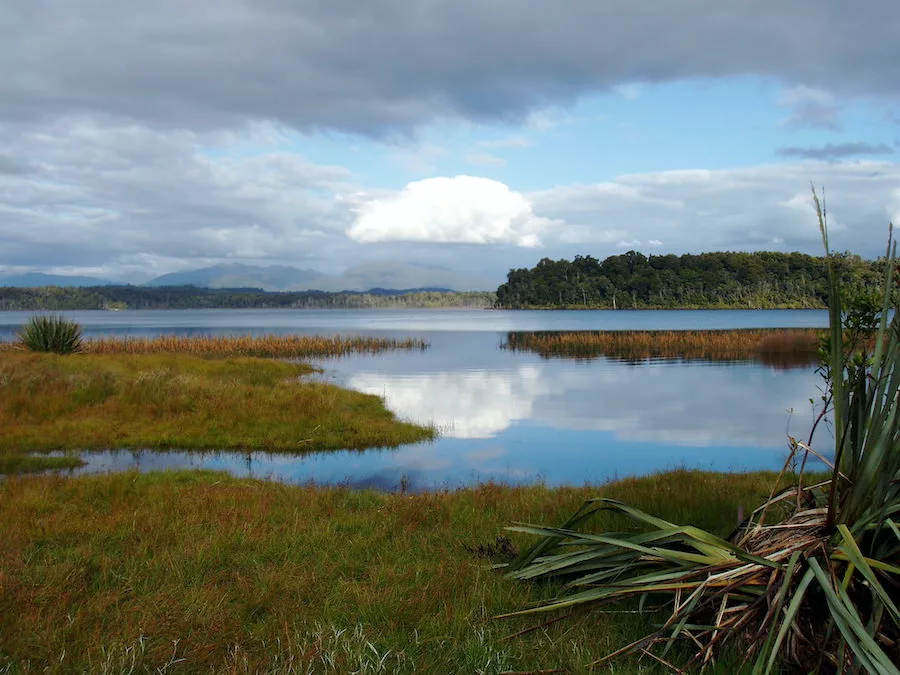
[[2, 309, 832, 490]]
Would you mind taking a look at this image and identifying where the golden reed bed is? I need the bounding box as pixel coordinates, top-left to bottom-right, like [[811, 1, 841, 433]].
[[1, 333, 428, 358], [502, 329, 822, 367]]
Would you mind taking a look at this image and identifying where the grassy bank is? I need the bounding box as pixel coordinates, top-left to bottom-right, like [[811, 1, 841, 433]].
[[0, 352, 434, 473], [0, 333, 428, 359], [503, 328, 822, 367], [0, 469, 793, 673]]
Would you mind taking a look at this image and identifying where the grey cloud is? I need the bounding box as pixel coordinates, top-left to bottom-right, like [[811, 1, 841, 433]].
[[3, 1, 900, 134], [0, 154, 33, 175], [782, 104, 842, 131], [777, 86, 843, 130], [0, 118, 358, 275], [777, 143, 895, 160], [4, 110, 898, 279]]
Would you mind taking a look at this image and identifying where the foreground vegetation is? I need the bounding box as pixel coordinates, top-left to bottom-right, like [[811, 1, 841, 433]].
[[0, 286, 496, 310], [0, 470, 793, 673], [503, 328, 822, 368], [504, 199, 900, 672], [496, 250, 885, 309], [0, 352, 433, 474]]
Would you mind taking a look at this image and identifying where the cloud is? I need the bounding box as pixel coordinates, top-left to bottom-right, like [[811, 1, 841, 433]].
[[5, 1, 898, 136], [347, 176, 551, 246], [2, 0, 899, 287], [531, 160, 900, 259], [776, 142, 895, 160], [777, 85, 842, 130], [465, 152, 506, 167], [524, 109, 576, 131], [0, 154, 32, 175], [614, 83, 644, 101], [478, 136, 533, 150], [3, 109, 897, 279], [387, 142, 449, 173]]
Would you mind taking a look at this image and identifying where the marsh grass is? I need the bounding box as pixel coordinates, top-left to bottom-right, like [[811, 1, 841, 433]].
[[503, 329, 822, 368], [0, 469, 787, 673], [0, 352, 433, 467], [68, 333, 429, 358], [0, 453, 85, 475]]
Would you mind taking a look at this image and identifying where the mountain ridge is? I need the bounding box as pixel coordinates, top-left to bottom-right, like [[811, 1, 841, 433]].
[[0, 272, 117, 288], [0, 262, 497, 292]]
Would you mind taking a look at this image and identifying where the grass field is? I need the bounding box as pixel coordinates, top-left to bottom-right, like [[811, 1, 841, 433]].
[[0, 469, 791, 673], [0, 351, 434, 474], [0, 331, 825, 671]]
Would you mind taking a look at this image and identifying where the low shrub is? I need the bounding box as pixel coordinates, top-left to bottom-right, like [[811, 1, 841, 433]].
[[17, 315, 83, 354]]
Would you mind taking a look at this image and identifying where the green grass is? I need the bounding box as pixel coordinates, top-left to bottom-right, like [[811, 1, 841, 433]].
[[0, 352, 434, 470], [0, 453, 85, 475], [0, 469, 796, 673]]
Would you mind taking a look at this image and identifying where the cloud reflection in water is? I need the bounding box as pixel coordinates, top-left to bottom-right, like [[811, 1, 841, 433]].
[[346, 360, 821, 449]]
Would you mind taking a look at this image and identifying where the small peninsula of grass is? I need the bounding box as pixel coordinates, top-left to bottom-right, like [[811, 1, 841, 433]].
[[0, 351, 434, 472], [0, 469, 789, 673]]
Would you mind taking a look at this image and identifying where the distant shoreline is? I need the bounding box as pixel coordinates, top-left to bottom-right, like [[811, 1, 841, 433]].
[[490, 304, 826, 311], [0, 286, 497, 311]]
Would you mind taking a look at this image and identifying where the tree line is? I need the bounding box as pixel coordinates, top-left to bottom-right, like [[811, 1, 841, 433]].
[[494, 250, 887, 309], [0, 285, 496, 311]]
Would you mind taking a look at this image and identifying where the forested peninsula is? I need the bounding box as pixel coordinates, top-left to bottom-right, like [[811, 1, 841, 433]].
[[0, 286, 496, 311], [495, 250, 887, 309]]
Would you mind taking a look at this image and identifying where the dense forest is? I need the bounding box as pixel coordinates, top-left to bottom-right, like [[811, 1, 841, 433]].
[[495, 250, 888, 309], [0, 285, 496, 311]]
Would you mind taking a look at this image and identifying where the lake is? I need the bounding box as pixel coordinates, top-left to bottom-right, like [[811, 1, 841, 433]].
[[0, 309, 832, 490]]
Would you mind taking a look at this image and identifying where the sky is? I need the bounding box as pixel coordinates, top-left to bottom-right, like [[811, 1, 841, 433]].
[[2, 0, 899, 284]]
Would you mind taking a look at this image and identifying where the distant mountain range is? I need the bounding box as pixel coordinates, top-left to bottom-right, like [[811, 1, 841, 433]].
[[0, 272, 116, 287], [1, 262, 497, 292], [144, 264, 326, 291]]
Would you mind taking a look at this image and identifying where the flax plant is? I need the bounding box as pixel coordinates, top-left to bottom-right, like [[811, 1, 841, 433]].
[[502, 189, 900, 673], [17, 314, 83, 354]]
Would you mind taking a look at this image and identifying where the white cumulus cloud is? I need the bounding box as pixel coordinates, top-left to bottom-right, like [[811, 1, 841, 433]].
[[347, 175, 550, 247]]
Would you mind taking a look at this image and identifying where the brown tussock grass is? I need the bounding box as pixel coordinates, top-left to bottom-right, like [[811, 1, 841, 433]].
[[62, 333, 428, 358], [503, 329, 822, 368]]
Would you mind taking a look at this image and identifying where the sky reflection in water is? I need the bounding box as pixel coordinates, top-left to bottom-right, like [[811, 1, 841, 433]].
[[18, 309, 834, 491]]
